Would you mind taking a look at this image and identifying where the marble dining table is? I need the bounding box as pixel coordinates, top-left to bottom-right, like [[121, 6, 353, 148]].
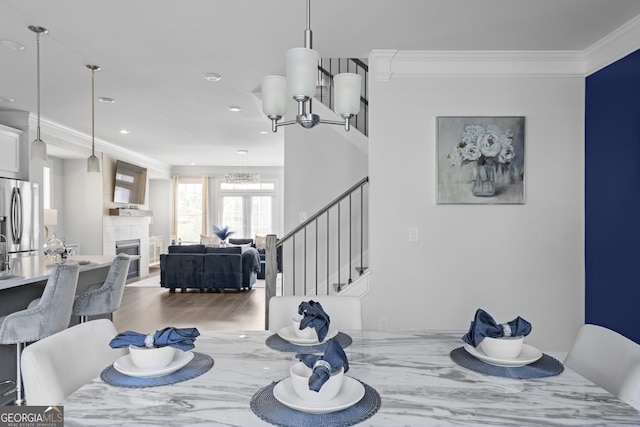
[[61, 329, 640, 426]]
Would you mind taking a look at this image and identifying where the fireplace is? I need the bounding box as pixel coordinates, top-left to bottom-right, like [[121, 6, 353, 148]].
[[115, 239, 140, 282]]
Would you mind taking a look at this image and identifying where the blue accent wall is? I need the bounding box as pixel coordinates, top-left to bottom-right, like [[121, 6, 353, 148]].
[[585, 49, 640, 344]]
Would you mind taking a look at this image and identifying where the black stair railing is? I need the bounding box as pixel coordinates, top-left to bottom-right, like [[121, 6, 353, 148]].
[[264, 177, 369, 328]]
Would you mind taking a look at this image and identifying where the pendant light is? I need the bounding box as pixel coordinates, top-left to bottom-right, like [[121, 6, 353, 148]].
[[86, 65, 100, 173], [28, 26, 48, 162], [261, 0, 361, 133]]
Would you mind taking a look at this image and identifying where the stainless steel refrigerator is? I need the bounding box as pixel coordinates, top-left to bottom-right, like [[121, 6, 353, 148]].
[[0, 178, 39, 257]]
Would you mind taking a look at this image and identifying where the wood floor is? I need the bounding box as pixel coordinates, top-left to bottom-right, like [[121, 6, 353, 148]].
[[112, 275, 266, 333]]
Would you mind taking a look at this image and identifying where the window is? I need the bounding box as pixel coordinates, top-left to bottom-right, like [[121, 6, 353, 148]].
[[175, 179, 203, 243], [219, 181, 275, 238]]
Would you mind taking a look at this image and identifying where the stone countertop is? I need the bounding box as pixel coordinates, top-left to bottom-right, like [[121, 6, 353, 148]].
[[0, 255, 117, 291], [62, 329, 640, 426]]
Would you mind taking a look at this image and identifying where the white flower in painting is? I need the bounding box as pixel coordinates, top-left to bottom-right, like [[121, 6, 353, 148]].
[[462, 125, 484, 145], [452, 123, 517, 174], [462, 144, 481, 161], [448, 147, 463, 166], [499, 146, 515, 164], [477, 133, 502, 157]]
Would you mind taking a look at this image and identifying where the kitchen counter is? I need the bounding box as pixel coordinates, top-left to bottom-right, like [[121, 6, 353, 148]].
[[0, 255, 116, 291], [0, 254, 119, 405]]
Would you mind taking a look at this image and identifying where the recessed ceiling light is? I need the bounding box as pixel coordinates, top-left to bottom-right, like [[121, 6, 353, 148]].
[[119, 129, 130, 134], [260, 131, 268, 135], [0, 97, 15, 103], [190, 162, 196, 165], [99, 97, 115, 103], [228, 106, 242, 112], [237, 149, 248, 155], [204, 73, 222, 82], [0, 40, 25, 51]]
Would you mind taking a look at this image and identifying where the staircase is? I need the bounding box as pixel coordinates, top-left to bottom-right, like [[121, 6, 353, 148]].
[[263, 177, 369, 323]]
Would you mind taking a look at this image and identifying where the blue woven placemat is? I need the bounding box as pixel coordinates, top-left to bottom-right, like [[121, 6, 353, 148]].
[[251, 378, 380, 427], [265, 332, 352, 352], [100, 351, 214, 388], [450, 347, 564, 379]]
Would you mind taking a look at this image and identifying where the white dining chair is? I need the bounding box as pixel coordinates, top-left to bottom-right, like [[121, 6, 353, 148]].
[[268, 295, 362, 332], [21, 318, 127, 406], [564, 324, 640, 410]]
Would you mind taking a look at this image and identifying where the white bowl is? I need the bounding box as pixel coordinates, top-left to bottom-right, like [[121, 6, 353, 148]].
[[479, 336, 524, 360], [292, 316, 317, 340], [128, 345, 175, 370], [290, 362, 344, 401]]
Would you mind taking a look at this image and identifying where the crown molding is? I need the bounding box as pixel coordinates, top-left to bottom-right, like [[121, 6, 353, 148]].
[[372, 15, 640, 81], [371, 49, 586, 80], [35, 113, 171, 178], [584, 14, 640, 75]]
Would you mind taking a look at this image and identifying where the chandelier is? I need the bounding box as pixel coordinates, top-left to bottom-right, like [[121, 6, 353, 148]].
[[261, 0, 361, 133], [225, 150, 260, 183], [225, 172, 260, 184]]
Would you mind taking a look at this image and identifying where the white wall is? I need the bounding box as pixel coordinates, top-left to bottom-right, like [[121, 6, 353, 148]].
[[366, 51, 585, 351], [284, 112, 369, 232], [61, 159, 103, 255], [149, 179, 172, 252]]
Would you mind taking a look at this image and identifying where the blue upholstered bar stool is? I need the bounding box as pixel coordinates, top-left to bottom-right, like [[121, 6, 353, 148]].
[[0, 262, 80, 405], [72, 254, 131, 323]]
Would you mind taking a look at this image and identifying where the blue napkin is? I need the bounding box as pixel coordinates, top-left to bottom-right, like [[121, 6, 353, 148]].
[[462, 308, 531, 347], [109, 327, 200, 351], [298, 300, 330, 342], [296, 339, 349, 392]]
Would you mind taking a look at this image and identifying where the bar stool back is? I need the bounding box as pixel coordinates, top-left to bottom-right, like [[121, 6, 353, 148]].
[[72, 254, 131, 323], [0, 262, 80, 405]]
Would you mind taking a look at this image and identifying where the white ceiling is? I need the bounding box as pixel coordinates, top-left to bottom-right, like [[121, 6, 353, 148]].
[[1, 0, 640, 169]]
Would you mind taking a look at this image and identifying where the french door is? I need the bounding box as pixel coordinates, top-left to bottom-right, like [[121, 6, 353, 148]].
[[220, 194, 273, 239]]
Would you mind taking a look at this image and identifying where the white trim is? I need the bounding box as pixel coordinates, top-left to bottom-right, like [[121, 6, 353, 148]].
[[338, 270, 370, 298], [584, 14, 640, 75], [371, 50, 586, 79], [14, 113, 172, 179], [371, 14, 640, 80]]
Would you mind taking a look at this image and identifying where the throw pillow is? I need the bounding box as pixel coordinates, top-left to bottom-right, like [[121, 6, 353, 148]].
[[254, 235, 267, 250], [228, 242, 252, 251], [200, 234, 221, 246]]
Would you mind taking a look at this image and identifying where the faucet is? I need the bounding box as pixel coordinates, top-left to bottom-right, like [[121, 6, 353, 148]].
[[0, 234, 9, 272]]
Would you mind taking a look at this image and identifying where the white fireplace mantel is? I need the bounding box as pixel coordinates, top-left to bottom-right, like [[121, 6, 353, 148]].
[[103, 215, 151, 279]]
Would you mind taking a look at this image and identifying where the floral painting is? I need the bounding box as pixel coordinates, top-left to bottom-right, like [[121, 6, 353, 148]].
[[437, 116, 525, 204]]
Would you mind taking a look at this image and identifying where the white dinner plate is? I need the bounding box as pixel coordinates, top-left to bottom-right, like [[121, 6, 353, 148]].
[[273, 376, 365, 414], [464, 343, 543, 367], [276, 326, 339, 346], [113, 350, 194, 378]]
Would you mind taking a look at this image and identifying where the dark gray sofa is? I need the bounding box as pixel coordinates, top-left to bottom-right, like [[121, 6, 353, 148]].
[[159, 245, 260, 292]]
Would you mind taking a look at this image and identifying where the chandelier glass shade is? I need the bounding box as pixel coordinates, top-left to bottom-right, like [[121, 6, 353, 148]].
[[261, 0, 361, 133], [29, 25, 48, 162], [285, 48, 319, 99], [261, 76, 288, 118]]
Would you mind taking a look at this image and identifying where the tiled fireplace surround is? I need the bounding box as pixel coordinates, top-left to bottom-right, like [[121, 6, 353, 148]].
[[102, 215, 151, 279]]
